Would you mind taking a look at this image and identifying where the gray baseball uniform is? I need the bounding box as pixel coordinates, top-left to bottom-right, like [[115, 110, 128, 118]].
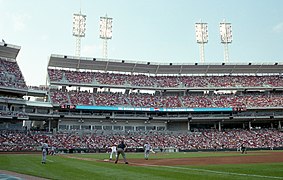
[[42, 142, 48, 164], [144, 143, 151, 160]]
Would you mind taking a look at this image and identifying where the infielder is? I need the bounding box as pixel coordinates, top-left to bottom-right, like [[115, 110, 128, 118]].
[[109, 144, 117, 160], [50, 146, 56, 155], [41, 140, 49, 164], [144, 142, 151, 160]]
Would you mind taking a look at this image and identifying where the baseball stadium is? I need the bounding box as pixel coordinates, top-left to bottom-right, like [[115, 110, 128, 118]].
[[1, 1, 283, 180], [1, 41, 283, 179]]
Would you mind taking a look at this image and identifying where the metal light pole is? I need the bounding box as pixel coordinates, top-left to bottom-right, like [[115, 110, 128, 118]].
[[73, 12, 86, 58], [220, 20, 232, 63], [195, 22, 208, 63], [100, 15, 113, 59]]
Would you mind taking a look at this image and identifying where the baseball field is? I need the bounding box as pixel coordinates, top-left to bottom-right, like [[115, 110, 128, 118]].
[[0, 151, 283, 180]]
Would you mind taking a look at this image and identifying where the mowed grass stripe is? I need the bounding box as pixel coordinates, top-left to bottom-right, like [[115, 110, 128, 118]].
[[134, 164, 283, 180], [192, 163, 283, 178]]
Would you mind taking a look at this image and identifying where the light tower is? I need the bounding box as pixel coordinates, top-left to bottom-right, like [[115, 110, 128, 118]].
[[195, 21, 208, 63], [100, 14, 113, 59], [72, 11, 86, 58], [220, 20, 232, 63]]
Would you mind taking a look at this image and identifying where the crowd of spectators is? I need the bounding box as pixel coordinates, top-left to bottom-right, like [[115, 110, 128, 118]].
[[47, 69, 283, 88], [49, 89, 69, 105], [0, 129, 282, 152], [49, 89, 283, 108], [69, 90, 94, 105], [94, 92, 129, 106], [48, 69, 64, 82], [65, 71, 94, 84], [47, 70, 283, 108], [0, 58, 27, 89], [95, 72, 129, 85]]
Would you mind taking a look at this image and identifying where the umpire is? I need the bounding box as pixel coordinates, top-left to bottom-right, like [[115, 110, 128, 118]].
[[115, 140, 129, 164], [241, 143, 247, 154]]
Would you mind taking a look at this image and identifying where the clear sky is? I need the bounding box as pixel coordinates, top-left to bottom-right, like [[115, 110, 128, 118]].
[[0, 0, 283, 86]]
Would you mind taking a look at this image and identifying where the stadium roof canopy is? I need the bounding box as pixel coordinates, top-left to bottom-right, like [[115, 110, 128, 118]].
[[48, 54, 283, 75], [0, 42, 21, 59]]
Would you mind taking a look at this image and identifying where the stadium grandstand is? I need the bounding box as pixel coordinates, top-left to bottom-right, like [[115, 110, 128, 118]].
[[1, 42, 283, 153]]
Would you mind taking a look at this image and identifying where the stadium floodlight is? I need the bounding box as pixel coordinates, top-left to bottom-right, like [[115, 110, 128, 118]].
[[220, 20, 232, 63], [195, 22, 208, 63], [100, 14, 113, 59], [73, 12, 86, 58]]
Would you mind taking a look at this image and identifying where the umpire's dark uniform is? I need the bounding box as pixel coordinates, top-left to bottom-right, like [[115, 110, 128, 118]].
[[115, 141, 128, 164], [241, 144, 247, 154]]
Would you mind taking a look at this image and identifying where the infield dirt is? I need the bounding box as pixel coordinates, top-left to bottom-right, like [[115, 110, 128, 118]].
[[128, 151, 283, 166]]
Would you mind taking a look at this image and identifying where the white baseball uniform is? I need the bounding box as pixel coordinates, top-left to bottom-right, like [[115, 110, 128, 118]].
[[110, 145, 117, 160]]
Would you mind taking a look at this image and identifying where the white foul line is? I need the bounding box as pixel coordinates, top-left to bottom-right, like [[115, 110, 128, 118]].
[[46, 159, 54, 162], [130, 162, 283, 179]]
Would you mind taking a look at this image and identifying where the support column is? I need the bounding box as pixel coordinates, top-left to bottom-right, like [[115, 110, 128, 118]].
[[164, 123, 167, 131], [249, 121, 251, 130], [187, 122, 190, 131], [271, 123, 273, 129], [218, 121, 221, 131], [48, 120, 51, 132], [57, 121, 60, 131], [278, 121, 281, 129]]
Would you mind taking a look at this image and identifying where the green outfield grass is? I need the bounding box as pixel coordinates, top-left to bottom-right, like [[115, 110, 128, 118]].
[[0, 151, 283, 180]]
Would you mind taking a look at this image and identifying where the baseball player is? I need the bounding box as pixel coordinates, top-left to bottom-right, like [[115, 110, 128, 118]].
[[41, 140, 49, 164], [50, 146, 56, 155], [115, 140, 128, 164], [144, 142, 151, 160], [109, 144, 117, 160], [241, 143, 247, 154]]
